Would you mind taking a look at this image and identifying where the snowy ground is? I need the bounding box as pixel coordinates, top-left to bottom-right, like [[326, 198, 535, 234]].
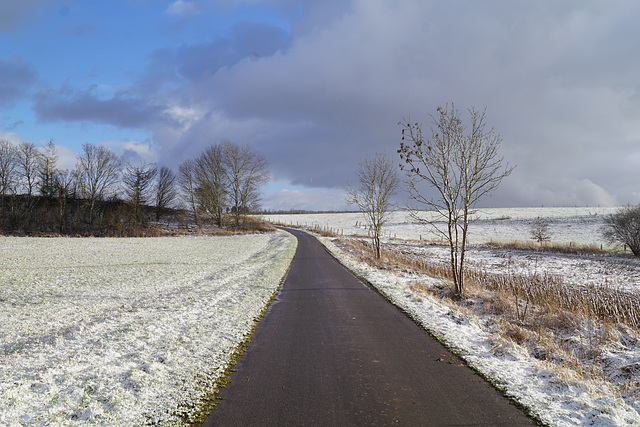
[[0, 232, 297, 425], [264, 208, 640, 426], [265, 206, 619, 246]]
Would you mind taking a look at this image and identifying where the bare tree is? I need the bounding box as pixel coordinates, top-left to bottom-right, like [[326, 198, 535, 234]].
[[76, 143, 121, 224], [123, 161, 157, 223], [222, 140, 270, 228], [346, 152, 399, 259], [0, 139, 18, 210], [530, 217, 551, 245], [38, 139, 59, 198], [53, 169, 77, 233], [178, 159, 200, 229], [602, 205, 640, 256], [155, 166, 177, 222], [195, 145, 226, 228], [398, 104, 514, 295], [17, 141, 40, 203]]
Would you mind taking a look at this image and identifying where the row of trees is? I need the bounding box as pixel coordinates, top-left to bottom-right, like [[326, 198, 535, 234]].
[[0, 138, 269, 235], [347, 104, 514, 296]]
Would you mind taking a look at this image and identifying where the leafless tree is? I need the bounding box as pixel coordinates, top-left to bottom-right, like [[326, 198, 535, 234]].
[[195, 145, 226, 228], [122, 161, 157, 223], [346, 152, 399, 259], [38, 139, 59, 198], [602, 205, 640, 256], [76, 143, 121, 224], [530, 217, 551, 245], [398, 104, 514, 295], [155, 166, 177, 222], [53, 169, 77, 233], [16, 141, 40, 203], [178, 159, 200, 229], [0, 139, 18, 210], [222, 140, 270, 228]]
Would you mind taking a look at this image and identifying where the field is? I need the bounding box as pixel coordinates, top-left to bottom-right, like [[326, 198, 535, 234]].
[[266, 206, 620, 246], [0, 232, 297, 425], [265, 207, 640, 426]]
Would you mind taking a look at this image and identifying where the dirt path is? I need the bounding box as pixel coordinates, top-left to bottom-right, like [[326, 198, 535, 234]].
[[203, 228, 537, 426]]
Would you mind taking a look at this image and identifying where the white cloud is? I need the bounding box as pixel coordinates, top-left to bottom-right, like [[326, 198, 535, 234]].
[[164, 1, 199, 17]]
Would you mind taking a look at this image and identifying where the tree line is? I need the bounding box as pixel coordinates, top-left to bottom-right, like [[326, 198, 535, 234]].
[[0, 138, 269, 236]]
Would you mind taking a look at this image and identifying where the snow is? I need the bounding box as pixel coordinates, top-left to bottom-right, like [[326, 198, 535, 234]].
[[0, 231, 297, 425], [265, 206, 619, 246]]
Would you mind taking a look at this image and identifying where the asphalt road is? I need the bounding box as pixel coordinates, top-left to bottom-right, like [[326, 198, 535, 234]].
[[203, 228, 537, 426]]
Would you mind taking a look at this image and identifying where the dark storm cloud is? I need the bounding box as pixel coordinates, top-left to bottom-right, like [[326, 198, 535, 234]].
[[34, 87, 166, 129], [147, 20, 290, 85], [0, 55, 38, 107]]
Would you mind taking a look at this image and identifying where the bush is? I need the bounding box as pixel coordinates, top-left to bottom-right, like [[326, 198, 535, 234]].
[[602, 205, 640, 256]]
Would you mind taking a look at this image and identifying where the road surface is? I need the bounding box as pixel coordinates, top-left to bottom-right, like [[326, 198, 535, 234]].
[[203, 228, 537, 426]]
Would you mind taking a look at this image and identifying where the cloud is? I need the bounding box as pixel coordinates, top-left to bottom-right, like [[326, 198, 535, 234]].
[[145, 0, 640, 209], [34, 87, 167, 129], [13, 0, 640, 210], [0, 55, 38, 106], [146, 20, 289, 85], [165, 1, 200, 17]]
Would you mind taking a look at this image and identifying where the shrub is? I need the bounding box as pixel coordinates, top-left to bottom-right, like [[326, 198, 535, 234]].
[[602, 205, 640, 256]]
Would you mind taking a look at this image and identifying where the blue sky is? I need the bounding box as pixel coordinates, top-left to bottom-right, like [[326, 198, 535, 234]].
[[2, 1, 640, 210]]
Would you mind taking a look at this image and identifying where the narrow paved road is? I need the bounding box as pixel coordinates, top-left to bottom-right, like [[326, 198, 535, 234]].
[[204, 229, 536, 426]]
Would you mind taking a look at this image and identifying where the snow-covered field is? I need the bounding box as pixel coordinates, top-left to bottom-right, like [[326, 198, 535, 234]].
[[0, 232, 297, 425], [265, 206, 619, 246]]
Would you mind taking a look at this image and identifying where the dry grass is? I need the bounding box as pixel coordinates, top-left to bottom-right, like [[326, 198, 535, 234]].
[[335, 237, 640, 388], [485, 238, 609, 255]]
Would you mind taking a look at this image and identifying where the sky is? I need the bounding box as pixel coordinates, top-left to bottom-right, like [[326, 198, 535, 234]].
[[1, 0, 640, 211]]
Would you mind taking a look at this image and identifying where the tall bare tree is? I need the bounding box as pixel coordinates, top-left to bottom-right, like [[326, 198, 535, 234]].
[[123, 161, 157, 223], [222, 140, 270, 228], [53, 169, 77, 233], [76, 143, 121, 224], [38, 139, 59, 198], [399, 105, 514, 295], [0, 139, 18, 210], [178, 159, 200, 229], [17, 141, 40, 203], [155, 166, 177, 222], [346, 152, 399, 259], [195, 145, 226, 227]]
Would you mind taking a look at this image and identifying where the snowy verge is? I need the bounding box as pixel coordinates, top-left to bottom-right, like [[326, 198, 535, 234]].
[[316, 235, 640, 427], [0, 231, 297, 426]]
